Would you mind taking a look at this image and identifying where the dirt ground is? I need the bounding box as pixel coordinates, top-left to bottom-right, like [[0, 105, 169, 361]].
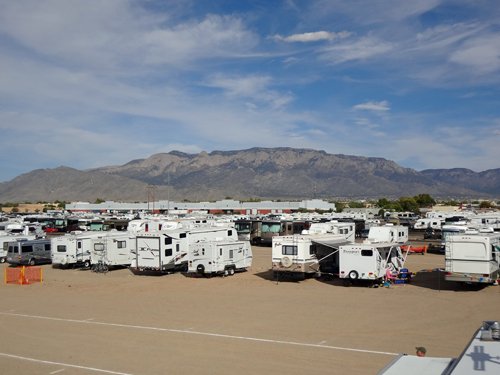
[[1, 233, 499, 375]]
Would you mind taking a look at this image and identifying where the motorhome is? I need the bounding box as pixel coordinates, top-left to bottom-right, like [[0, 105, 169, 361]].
[[272, 233, 351, 278], [413, 218, 444, 231], [253, 219, 309, 246], [133, 225, 238, 273], [367, 225, 408, 243], [445, 233, 500, 285], [187, 241, 252, 277], [6, 238, 52, 266], [338, 242, 409, 285], [302, 221, 355, 243], [89, 232, 136, 269]]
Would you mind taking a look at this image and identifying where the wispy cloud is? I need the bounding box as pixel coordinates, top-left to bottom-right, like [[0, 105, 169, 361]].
[[353, 101, 390, 111], [270, 30, 352, 43], [318, 36, 394, 64]]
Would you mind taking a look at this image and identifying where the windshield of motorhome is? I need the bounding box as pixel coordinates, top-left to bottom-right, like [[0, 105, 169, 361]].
[[234, 223, 251, 233], [262, 222, 280, 233]]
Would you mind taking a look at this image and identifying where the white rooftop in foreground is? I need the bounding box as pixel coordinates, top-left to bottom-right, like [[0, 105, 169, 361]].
[[377, 321, 500, 375]]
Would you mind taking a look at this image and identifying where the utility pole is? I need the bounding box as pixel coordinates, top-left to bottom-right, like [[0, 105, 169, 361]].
[[148, 184, 156, 214]]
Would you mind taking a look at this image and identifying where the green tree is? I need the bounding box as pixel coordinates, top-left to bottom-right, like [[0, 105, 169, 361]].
[[413, 194, 436, 207], [335, 202, 345, 213], [479, 201, 494, 208], [11, 207, 19, 213], [94, 198, 105, 204], [349, 202, 364, 208], [397, 197, 420, 214], [377, 198, 391, 208]]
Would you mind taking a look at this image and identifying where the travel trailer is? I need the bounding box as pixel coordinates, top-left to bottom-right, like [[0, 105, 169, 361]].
[[187, 241, 252, 277], [338, 242, 409, 286], [272, 233, 351, 278], [413, 218, 444, 231], [367, 225, 408, 243], [89, 232, 136, 269], [51, 231, 107, 268], [445, 233, 500, 285], [6, 238, 52, 266], [133, 225, 238, 273]]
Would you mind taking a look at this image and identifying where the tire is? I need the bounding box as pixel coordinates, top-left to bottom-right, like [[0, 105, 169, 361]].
[[0, 257, 5, 263], [196, 264, 205, 274], [229, 267, 235, 276], [348, 270, 359, 280], [224, 269, 229, 277], [281, 256, 293, 268], [83, 260, 90, 268], [181, 263, 188, 273], [29, 258, 36, 266]]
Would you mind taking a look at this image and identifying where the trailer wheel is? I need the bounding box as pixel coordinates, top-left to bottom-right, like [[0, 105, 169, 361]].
[[29, 258, 36, 266], [224, 269, 229, 277], [83, 260, 90, 269], [229, 267, 235, 276], [181, 263, 188, 273], [0, 257, 5, 263], [348, 270, 359, 280]]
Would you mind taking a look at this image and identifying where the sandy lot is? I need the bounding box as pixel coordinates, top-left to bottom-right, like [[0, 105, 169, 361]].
[[1, 237, 499, 375]]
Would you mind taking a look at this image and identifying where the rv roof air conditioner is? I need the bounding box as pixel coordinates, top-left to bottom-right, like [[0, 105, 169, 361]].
[[481, 321, 500, 341]]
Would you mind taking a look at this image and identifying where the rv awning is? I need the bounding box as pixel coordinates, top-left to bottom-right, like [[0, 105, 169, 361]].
[[311, 238, 351, 249], [377, 354, 455, 375]]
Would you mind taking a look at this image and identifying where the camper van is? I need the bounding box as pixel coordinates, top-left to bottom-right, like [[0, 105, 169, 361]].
[[1, 233, 37, 263], [338, 242, 408, 285], [445, 233, 500, 285], [272, 233, 351, 278], [6, 238, 52, 266], [187, 241, 253, 277], [367, 225, 408, 243], [133, 225, 238, 273]]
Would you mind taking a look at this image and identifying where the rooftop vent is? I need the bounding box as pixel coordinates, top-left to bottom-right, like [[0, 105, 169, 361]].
[[481, 321, 500, 341]]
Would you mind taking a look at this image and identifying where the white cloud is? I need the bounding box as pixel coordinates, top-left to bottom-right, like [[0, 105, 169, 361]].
[[353, 101, 390, 111], [271, 30, 352, 43], [449, 34, 500, 75], [318, 36, 394, 64]]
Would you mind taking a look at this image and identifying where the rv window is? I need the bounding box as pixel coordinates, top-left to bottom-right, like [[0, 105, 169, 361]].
[[202, 248, 205, 255], [94, 243, 105, 251], [117, 241, 126, 248], [289, 225, 293, 231], [220, 248, 222, 256], [282, 245, 298, 255], [361, 250, 373, 257], [228, 230, 233, 236], [176, 244, 180, 252], [44, 244, 51, 251], [57, 245, 66, 253], [310, 245, 317, 255], [3, 242, 7, 251], [180, 233, 187, 238], [22, 245, 33, 253], [8, 245, 17, 253], [77, 242, 82, 249], [165, 238, 172, 245], [165, 249, 172, 257], [229, 250, 233, 259]]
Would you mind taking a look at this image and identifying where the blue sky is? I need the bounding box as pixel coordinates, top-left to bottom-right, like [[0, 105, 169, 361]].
[[1, 0, 499, 182]]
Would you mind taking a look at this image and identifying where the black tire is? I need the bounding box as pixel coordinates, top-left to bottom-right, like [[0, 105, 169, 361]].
[[29, 258, 36, 266], [83, 260, 90, 268], [0, 257, 5, 263], [181, 263, 188, 273], [348, 270, 359, 280]]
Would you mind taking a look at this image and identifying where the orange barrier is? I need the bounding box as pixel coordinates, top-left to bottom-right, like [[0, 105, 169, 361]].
[[4, 266, 43, 285]]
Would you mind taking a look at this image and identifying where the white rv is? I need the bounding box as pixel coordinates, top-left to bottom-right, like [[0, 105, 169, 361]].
[[413, 218, 443, 231], [272, 233, 351, 278], [302, 221, 355, 243], [51, 231, 106, 268], [338, 242, 409, 285], [89, 232, 136, 269], [367, 225, 408, 243], [187, 241, 252, 277], [445, 233, 500, 285], [133, 225, 238, 273]]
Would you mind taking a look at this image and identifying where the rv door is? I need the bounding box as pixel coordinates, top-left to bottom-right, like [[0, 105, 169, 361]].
[[76, 240, 83, 262]]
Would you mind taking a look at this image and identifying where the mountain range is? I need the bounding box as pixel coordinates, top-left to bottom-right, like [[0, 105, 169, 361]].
[[0, 147, 498, 203]]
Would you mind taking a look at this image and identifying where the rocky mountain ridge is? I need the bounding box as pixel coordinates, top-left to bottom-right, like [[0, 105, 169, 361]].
[[0, 147, 497, 203]]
